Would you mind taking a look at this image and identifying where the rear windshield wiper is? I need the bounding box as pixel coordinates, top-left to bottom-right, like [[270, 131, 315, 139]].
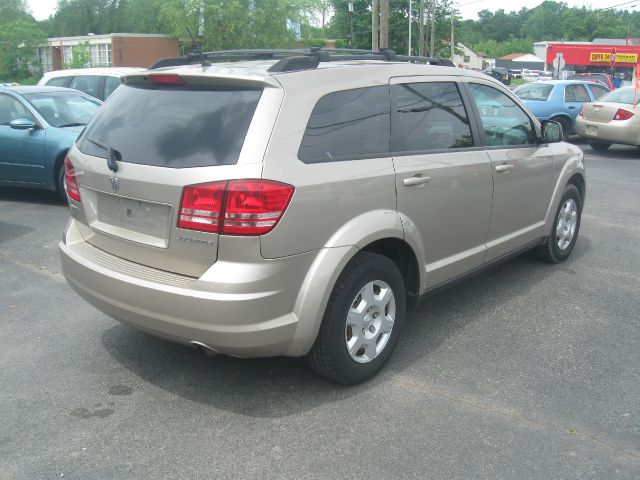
[[58, 122, 86, 127], [86, 137, 122, 172]]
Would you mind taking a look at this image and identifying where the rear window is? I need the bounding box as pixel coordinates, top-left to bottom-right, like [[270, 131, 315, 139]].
[[77, 84, 262, 168], [514, 83, 554, 101], [298, 86, 390, 163], [598, 87, 638, 105]]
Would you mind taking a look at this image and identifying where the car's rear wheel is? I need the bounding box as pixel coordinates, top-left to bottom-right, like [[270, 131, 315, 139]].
[[535, 184, 582, 263], [307, 252, 406, 385], [588, 141, 612, 151], [55, 162, 68, 202], [551, 116, 570, 141]]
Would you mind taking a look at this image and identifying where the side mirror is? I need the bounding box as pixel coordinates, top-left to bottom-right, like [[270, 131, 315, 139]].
[[9, 118, 38, 130], [540, 120, 563, 143]]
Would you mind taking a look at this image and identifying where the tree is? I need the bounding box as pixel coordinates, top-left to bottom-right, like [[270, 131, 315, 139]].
[[0, 18, 47, 81]]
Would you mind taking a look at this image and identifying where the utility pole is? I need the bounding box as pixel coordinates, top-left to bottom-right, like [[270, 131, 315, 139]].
[[450, 16, 454, 60], [430, 0, 436, 57], [408, 0, 412, 56], [348, 0, 354, 48], [380, 0, 389, 49], [418, 0, 425, 56], [372, 0, 379, 50]]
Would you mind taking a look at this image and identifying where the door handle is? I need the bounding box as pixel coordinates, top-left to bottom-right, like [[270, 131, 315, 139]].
[[568, 105, 576, 110], [403, 175, 432, 187], [495, 164, 514, 173]]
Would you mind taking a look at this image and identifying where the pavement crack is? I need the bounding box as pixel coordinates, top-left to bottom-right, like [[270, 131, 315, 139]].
[[390, 375, 640, 461], [0, 254, 65, 283]]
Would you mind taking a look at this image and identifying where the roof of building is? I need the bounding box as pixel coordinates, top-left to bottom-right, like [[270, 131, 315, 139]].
[[47, 33, 175, 42], [498, 53, 529, 60]]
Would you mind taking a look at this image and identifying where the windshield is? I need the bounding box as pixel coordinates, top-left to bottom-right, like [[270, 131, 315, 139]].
[[598, 87, 638, 105], [23, 91, 101, 127], [76, 84, 262, 168], [514, 83, 554, 101]]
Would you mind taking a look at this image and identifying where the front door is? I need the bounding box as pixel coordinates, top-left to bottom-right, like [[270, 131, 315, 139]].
[[465, 81, 554, 262], [0, 93, 46, 184], [390, 77, 494, 289]]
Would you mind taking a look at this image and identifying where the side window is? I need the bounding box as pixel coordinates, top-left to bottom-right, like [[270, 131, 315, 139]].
[[0, 94, 34, 125], [103, 76, 122, 99], [69, 75, 102, 99], [45, 76, 70, 87], [392, 81, 473, 152], [565, 84, 590, 102], [468, 83, 535, 147], [588, 84, 609, 100], [298, 86, 390, 163]]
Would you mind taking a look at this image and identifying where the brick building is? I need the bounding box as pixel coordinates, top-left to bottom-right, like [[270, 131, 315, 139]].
[[37, 33, 180, 72]]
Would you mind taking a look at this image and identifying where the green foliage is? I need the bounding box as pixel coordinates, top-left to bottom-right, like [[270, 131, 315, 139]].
[[0, 2, 47, 82], [471, 38, 533, 58], [301, 38, 327, 48], [65, 42, 91, 68]]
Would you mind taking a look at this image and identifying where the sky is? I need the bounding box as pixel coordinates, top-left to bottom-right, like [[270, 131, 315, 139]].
[[26, 0, 634, 22]]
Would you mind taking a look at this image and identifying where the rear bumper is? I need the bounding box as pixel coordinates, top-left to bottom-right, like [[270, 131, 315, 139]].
[[576, 119, 640, 146], [59, 219, 341, 358]]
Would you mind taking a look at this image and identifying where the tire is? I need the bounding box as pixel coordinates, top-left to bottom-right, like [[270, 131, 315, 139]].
[[551, 116, 570, 142], [535, 184, 582, 263], [588, 141, 612, 152], [55, 160, 68, 202], [307, 252, 406, 385]]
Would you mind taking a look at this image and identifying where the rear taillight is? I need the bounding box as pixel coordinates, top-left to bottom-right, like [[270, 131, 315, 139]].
[[64, 156, 81, 202], [149, 74, 186, 86], [178, 182, 226, 233], [614, 108, 634, 121], [177, 180, 294, 236]]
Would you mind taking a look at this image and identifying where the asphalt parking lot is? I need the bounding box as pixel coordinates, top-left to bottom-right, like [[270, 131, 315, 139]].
[[1, 141, 639, 480]]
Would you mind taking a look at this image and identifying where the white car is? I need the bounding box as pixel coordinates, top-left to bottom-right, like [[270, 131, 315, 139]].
[[37, 67, 145, 101]]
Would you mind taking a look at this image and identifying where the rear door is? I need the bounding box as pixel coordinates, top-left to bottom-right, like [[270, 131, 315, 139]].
[[68, 75, 279, 277], [465, 80, 554, 261], [390, 77, 493, 288]]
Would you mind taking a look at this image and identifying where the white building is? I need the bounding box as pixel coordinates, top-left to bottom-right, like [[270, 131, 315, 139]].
[[453, 43, 484, 70]]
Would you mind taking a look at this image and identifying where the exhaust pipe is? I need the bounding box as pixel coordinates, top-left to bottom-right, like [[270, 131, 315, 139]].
[[189, 340, 220, 357]]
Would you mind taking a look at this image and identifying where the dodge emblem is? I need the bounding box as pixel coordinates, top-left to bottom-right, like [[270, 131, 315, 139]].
[[109, 176, 120, 192]]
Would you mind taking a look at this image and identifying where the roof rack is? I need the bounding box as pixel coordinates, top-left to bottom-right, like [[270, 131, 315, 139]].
[[148, 48, 455, 72]]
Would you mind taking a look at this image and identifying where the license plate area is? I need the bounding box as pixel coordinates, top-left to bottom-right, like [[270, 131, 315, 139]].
[[585, 125, 598, 136], [87, 190, 173, 248]]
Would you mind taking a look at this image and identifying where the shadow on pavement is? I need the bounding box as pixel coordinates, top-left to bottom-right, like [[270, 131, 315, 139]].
[[0, 186, 66, 206], [101, 234, 591, 417]]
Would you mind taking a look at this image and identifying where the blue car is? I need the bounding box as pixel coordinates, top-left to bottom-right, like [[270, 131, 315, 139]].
[[514, 80, 610, 140], [0, 86, 101, 199]]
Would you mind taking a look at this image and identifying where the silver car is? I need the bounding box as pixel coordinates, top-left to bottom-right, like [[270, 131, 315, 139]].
[[576, 86, 640, 150], [59, 49, 585, 384]]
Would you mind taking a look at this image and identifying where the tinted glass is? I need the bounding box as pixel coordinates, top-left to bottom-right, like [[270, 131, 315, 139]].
[[468, 84, 535, 147], [298, 86, 390, 162], [69, 75, 102, 99], [514, 83, 554, 101], [392, 82, 473, 152], [77, 84, 262, 168], [103, 76, 121, 99], [23, 92, 101, 127], [599, 86, 638, 105], [565, 84, 590, 102], [45, 77, 70, 87], [0, 94, 34, 125], [588, 84, 609, 100]]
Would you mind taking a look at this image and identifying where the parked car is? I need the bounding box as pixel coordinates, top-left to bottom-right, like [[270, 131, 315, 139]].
[[514, 80, 611, 140], [0, 86, 102, 198], [59, 50, 585, 385], [37, 67, 144, 101], [575, 85, 640, 150], [483, 67, 511, 85], [566, 72, 615, 90]]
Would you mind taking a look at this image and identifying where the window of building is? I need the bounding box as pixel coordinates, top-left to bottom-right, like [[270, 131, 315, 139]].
[[298, 86, 390, 163], [90, 43, 112, 67], [463, 55, 471, 63], [468, 83, 535, 147], [392, 82, 473, 152], [63, 45, 73, 65], [37, 48, 52, 72]]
